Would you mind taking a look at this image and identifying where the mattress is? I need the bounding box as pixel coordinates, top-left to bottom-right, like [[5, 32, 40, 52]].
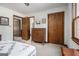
[[0, 41, 36, 56]]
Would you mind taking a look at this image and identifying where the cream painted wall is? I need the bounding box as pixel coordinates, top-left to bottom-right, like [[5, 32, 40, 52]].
[[26, 6, 68, 44], [0, 6, 25, 41]]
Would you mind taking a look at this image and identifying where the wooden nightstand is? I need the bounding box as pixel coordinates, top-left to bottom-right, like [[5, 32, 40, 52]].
[[32, 28, 46, 43]]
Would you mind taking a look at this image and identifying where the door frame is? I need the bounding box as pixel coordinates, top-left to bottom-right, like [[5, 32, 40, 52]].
[[48, 11, 64, 45], [28, 16, 35, 28], [13, 15, 23, 40], [28, 16, 35, 39]]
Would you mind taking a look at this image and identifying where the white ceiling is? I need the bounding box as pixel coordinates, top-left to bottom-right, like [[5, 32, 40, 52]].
[[0, 3, 67, 14]]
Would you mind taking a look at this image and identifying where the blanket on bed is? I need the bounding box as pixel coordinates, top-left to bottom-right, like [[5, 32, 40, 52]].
[[0, 41, 36, 56], [0, 42, 15, 56]]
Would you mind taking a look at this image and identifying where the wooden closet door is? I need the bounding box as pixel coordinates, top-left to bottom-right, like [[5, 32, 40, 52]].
[[48, 12, 64, 45], [22, 17, 30, 40]]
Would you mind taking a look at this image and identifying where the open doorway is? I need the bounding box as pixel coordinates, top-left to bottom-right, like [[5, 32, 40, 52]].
[[13, 15, 35, 43], [13, 15, 23, 41]]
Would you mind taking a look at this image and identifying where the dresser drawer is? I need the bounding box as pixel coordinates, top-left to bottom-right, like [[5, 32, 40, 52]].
[[32, 28, 46, 43]]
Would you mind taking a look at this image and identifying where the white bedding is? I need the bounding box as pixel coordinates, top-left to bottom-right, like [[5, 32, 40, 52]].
[[0, 42, 14, 56], [0, 41, 36, 56]]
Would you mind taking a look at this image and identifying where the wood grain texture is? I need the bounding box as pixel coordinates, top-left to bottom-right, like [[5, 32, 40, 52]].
[[48, 12, 64, 45], [32, 28, 46, 43], [22, 17, 30, 40], [61, 47, 74, 56], [61, 47, 79, 56]]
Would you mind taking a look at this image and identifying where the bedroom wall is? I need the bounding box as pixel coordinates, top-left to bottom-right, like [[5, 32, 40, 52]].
[[26, 5, 68, 44], [1, 4, 78, 49], [0, 6, 25, 41]]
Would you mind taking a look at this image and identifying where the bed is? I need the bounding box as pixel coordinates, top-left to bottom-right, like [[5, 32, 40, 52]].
[[0, 41, 36, 56]]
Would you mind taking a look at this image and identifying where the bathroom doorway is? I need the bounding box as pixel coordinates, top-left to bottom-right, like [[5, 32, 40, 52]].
[[13, 15, 23, 40]]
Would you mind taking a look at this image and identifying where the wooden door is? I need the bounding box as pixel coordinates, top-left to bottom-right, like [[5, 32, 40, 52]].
[[48, 12, 64, 45], [22, 17, 30, 40]]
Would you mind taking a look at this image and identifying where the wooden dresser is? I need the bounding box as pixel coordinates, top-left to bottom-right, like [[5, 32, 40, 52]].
[[32, 28, 46, 43]]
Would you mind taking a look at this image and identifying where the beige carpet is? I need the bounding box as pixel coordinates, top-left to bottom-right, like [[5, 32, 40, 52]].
[[14, 37, 62, 56]]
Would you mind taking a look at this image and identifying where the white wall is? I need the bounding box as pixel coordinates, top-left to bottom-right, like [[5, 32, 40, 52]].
[[26, 6, 68, 44], [0, 6, 25, 41]]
